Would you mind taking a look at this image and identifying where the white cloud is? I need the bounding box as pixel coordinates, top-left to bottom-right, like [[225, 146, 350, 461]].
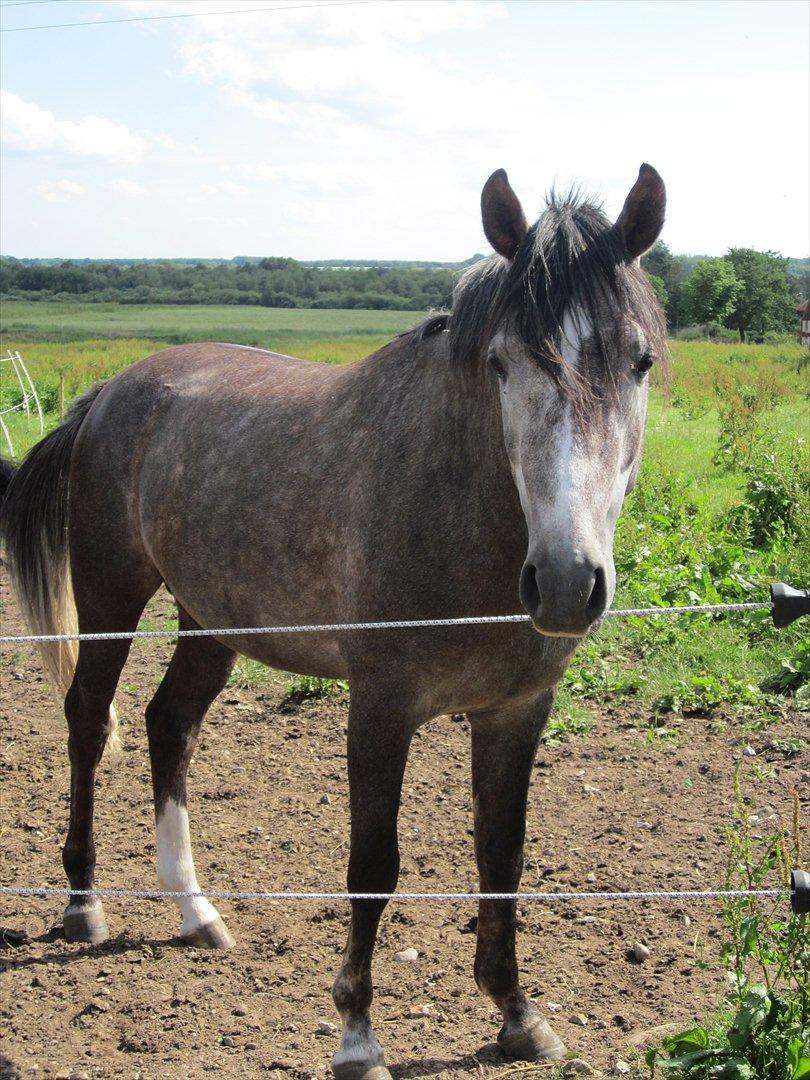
[[38, 179, 85, 203], [113, 179, 145, 196], [243, 161, 368, 195], [200, 181, 247, 195], [1, 90, 146, 164], [6, 0, 804, 258], [177, 0, 513, 145]]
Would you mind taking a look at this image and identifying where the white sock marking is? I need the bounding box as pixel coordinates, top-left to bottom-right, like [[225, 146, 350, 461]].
[[156, 799, 221, 935]]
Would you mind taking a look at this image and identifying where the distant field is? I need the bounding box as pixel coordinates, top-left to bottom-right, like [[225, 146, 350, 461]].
[[0, 300, 422, 348]]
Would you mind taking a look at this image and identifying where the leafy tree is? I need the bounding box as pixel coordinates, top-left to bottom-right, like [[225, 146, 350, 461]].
[[682, 257, 741, 328], [642, 241, 689, 328], [787, 259, 810, 302], [724, 248, 795, 342], [646, 273, 668, 308], [641, 240, 673, 283]]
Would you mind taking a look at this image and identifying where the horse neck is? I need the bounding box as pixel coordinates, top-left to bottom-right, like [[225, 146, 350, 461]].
[[357, 331, 526, 546]]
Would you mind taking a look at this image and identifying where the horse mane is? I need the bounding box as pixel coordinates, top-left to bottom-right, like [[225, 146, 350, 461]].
[[446, 189, 667, 398]]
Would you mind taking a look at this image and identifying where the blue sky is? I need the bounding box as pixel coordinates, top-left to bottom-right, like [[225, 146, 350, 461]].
[[1, 0, 807, 259]]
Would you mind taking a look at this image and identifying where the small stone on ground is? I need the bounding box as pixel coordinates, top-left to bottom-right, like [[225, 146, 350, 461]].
[[395, 947, 419, 963]]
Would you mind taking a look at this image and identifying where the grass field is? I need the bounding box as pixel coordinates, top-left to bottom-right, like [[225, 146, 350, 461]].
[[1, 300, 808, 730], [0, 299, 419, 347]]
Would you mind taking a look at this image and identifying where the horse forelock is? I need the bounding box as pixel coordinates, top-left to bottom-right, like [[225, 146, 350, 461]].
[[449, 189, 667, 403]]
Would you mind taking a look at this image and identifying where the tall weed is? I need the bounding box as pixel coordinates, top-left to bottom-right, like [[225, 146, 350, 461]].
[[713, 371, 785, 470], [646, 778, 808, 1080]]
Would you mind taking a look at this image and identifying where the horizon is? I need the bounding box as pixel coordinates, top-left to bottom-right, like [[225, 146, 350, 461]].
[[1, 0, 808, 261], [2, 250, 809, 265]]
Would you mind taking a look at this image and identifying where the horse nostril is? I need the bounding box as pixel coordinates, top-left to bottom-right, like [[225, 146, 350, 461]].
[[586, 566, 608, 620], [519, 562, 541, 616]]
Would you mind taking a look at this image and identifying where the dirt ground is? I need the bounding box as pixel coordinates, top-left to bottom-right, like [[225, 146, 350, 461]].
[[1, 575, 807, 1080]]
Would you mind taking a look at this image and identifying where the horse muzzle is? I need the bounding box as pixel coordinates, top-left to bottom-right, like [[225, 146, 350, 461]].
[[519, 555, 611, 638]]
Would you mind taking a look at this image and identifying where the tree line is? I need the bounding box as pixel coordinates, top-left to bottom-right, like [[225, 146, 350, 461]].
[[641, 245, 807, 341], [0, 256, 455, 312], [1, 248, 806, 340]]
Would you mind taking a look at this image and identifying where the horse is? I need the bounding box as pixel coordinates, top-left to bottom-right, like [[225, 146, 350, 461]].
[[0, 163, 666, 1077]]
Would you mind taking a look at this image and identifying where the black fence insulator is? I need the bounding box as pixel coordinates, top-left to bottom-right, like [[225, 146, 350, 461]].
[[770, 583, 810, 628], [792, 869, 810, 915]]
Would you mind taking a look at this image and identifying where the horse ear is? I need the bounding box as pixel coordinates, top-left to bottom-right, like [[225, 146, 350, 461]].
[[614, 163, 666, 260], [481, 169, 528, 261]]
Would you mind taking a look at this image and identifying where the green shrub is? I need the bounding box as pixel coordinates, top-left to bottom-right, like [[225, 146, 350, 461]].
[[285, 675, 348, 702], [677, 323, 740, 343], [762, 331, 801, 346], [646, 780, 809, 1080], [737, 442, 810, 548], [653, 675, 771, 715], [671, 385, 710, 419], [761, 640, 810, 709], [713, 373, 783, 470]]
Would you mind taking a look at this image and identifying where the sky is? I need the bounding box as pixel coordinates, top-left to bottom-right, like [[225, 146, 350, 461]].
[[1, 0, 808, 260]]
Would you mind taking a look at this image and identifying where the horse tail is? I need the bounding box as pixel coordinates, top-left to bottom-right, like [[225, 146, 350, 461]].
[[0, 456, 17, 501], [0, 384, 107, 724]]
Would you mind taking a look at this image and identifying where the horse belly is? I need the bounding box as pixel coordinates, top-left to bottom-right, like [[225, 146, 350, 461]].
[[135, 409, 352, 676], [208, 630, 349, 680]]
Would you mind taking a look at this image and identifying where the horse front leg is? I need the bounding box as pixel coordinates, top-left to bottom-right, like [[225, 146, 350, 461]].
[[470, 690, 566, 1062], [331, 687, 417, 1080]]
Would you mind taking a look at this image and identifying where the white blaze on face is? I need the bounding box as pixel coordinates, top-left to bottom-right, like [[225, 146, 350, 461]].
[[540, 309, 591, 552], [156, 799, 221, 935]]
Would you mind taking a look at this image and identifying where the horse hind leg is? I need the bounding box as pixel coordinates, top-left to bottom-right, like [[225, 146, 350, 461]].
[[145, 607, 236, 948], [62, 593, 156, 944]]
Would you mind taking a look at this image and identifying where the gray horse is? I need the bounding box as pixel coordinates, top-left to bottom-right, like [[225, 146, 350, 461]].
[[1, 164, 666, 1077]]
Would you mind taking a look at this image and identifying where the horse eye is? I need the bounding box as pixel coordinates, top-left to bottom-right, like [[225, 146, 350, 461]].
[[636, 353, 653, 376], [489, 352, 507, 380]]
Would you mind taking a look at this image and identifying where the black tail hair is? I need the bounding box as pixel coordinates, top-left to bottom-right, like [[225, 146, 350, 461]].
[[0, 384, 106, 705]]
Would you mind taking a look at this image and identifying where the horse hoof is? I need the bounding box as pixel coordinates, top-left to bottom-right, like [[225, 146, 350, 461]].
[[179, 917, 235, 949], [63, 903, 110, 945], [498, 1016, 567, 1061], [332, 1066, 392, 1080]]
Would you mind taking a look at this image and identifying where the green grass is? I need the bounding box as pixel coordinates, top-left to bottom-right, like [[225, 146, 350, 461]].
[[0, 299, 421, 347], [228, 658, 281, 691]]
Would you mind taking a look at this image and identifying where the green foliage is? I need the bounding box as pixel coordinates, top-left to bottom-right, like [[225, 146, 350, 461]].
[[228, 658, 277, 690], [677, 323, 741, 344], [648, 273, 669, 308], [540, 705, 594, 746], [653, 675, 771, 716], [683, 258, 742, 328], [761, 640, 810, 697], [285, 675, 348, 702], [562, 647, 645, 700], [736, 441, 810, 549], [646, 781, 809, 1080], [0, 255, 453, 312], [640, 243, 800, 338], [724, 249, 797, 342], [769, 737, 809, 756], [713, 372, 783, 470], [642, 240, 690, 328]]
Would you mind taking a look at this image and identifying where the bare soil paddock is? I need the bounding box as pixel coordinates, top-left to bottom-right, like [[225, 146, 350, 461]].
[[1, 575, 807, 1079]]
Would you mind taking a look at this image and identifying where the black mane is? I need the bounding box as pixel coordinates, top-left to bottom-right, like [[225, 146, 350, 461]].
[[447, 190, 666, 395]]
